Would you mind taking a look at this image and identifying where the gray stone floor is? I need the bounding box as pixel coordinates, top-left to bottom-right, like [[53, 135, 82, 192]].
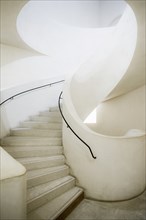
[[66, 191, 146, 220]]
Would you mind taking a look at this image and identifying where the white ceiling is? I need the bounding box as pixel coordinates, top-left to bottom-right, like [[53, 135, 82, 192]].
[[1, 0, 126, 51]]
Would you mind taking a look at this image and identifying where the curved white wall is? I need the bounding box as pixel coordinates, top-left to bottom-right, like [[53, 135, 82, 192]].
[[63, 81, 145, 201], [107, 0, 146, 98], [86, 85, 145, 136], [17, 0, 126, 49], [1, 44, 37, 67], [0, 147, 26, 220], [70, 4, 137, 120], [0, 44, 65, 90], [62, 1, 145, 201]]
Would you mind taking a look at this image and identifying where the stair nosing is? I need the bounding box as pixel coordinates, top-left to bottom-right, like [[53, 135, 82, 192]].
[[27, 176, 75, 203], [27, 165, 69, 180]]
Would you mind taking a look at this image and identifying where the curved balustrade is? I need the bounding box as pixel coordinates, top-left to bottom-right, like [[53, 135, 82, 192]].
[[58, 91, 96, 159]]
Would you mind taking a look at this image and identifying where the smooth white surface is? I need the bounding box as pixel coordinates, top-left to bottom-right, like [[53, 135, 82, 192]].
[[18, 0, 126, 28], [0, 175, 26, 219], [17, 0, 126, 54], [86, 86, 146, 136], [70, 4, 137, 119], [0, 147, 26, 180], [1, 44, 37, 67], [62, 1, 145, 201], [0, 44, 64, 90], [0, 147, 26, 219], [107, 0, 146, 98], [63, 106, 145, 200]]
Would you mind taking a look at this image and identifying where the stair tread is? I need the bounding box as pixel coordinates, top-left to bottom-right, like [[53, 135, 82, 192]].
[[32, 114, 61, 117], [28, 187, 83, 220], [10, 129, 62, 137], [11, 128, 62, 132], [3, 146, 63, 151], [27, 165, 68, 179], [27, 176, 75, 202], [40, 111, 60, 116], [1, 136, 62, 146], [17, 155, 64, 164], [30, 115, 61, 119], [2, 136, 61, 140], [49, 107, 59, 112], [22, 121, 62, 124], [20, 121, 62, 130]]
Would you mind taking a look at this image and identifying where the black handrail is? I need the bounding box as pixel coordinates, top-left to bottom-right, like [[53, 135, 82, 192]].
[[58, 91, 97, 159], [0, 80, 65, 106]]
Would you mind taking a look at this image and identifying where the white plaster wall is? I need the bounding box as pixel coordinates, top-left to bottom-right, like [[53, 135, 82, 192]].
[[63, 125, 145, 201], [0, 43, 65, 90], [63, 90, 146, 201], [1, 175, 26, 220], [99, 0, 126, 26], [0, 147, 26, 220], [107, 0, 145, 99], [86, 85, 146, 136], [1, 43, 38, 67], [62, 82, 145, 201], [70, 4, 137, 120]]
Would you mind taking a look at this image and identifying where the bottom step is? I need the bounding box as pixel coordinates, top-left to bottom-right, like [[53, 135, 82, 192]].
[[28, 187, 84, 220]]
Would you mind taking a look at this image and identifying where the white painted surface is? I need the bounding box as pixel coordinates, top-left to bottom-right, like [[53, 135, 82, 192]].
[[17, 0, 126, 54], [70, 4, 137, 119], [62, 2, 145, 201], [107, 0, 146, 98], [0, 44, 64, 90], [1, 175, 27, 219], [0, 147, 26, 180], [62, 101, 145, 200], [0, 147, 26, 219], [1, 44, 37, 67], [86, 86, 146, 136]]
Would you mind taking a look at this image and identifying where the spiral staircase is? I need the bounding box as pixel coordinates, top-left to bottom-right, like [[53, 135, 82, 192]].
[[0, 0, 145, 219]]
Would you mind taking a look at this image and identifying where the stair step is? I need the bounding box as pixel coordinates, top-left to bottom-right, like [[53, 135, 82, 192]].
[[40, 111, 61, 117], [3, 146, 63, 158], [17, 155, 65, 170], [28, 187, 84, 220], [30, 116, 62, 123], [1, 137, 62, 146], [10, 128, 62, 137], [27, 165, 69, 188], [20, 121, 62, 130], [49, 107, 59, 112], [2, 106, 84, 218], [27, 176, 75, 213]]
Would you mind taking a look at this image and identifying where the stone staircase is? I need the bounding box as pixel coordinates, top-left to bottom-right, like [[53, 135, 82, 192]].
[[1, 107, 84, 220]]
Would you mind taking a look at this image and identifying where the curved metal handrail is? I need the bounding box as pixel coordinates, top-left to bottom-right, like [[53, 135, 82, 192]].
[[0, 80, 65, 106], [58, 91, 97, 159]]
